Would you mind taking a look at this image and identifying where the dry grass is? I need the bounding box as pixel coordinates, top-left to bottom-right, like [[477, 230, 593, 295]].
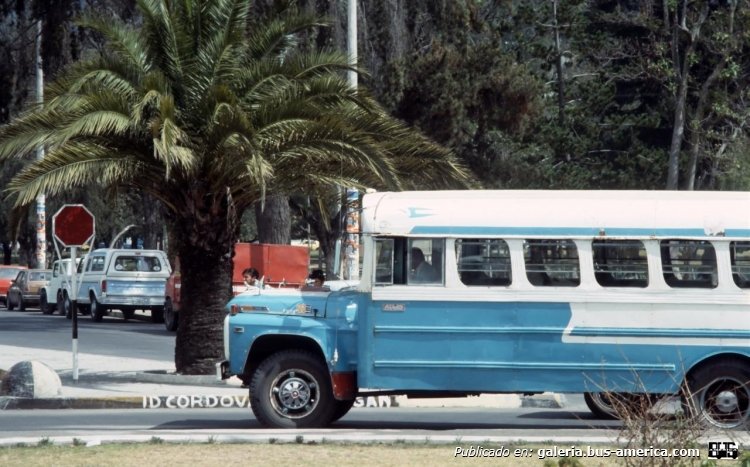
[[0, 442, 631, 467]]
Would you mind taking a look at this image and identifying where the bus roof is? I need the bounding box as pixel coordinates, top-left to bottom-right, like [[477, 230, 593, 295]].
[[361, 190, 750, 239]]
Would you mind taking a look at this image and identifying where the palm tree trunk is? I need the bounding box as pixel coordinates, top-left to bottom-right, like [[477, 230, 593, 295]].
[[174, 240, 233, 374], [172, 195, 237, 374], [255, 195, 291, 244]]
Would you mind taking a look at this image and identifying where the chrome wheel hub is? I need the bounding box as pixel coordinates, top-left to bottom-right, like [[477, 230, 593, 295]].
[[270, 369, 319, 418]]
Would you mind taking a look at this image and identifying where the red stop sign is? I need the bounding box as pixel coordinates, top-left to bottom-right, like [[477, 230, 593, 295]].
[[53, 205, 95, 247]]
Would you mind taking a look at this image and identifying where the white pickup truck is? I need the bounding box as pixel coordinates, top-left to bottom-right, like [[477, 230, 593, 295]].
[[74, 248, 171, 322], [41, 258, 79, 316]]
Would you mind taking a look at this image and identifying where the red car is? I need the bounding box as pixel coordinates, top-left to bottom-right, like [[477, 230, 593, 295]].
[[0, 265, 28, 308]]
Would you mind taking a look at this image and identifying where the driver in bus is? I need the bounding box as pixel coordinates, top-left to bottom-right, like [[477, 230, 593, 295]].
[[410, 247, 439, 283]]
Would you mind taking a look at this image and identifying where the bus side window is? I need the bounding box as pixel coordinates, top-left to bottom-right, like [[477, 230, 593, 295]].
[[407, 238, 444, 285], [375, 238, 395, 285], [374, 237, 409, 285], [730, 241, 750, 288], [523, 239, 580, 287], [456, 238, 511, 286], [592, 240, 648, 288], [660, 240, 717, 288]]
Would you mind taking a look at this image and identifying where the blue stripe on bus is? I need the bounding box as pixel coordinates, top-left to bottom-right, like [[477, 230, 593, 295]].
[[372, 360, 676, 372], [374, 325, 750, 340], [569, 327, 750, 339], [409, 226, 750, 237]]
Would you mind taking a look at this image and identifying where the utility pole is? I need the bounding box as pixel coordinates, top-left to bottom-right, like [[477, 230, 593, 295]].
[[343, 0, 360, 281], [35, 19, 47, 269]]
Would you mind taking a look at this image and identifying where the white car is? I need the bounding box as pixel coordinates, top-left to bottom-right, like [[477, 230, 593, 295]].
[[75, 248, 171, 322]]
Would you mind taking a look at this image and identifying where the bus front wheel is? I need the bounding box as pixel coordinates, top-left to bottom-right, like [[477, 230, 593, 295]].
[[685, 360, 750, 429], [249, 350, 336, 428]]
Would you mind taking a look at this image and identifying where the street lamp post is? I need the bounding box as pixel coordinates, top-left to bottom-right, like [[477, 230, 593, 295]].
[[35, 19, 47, 269], [343, 0, 360, 281]]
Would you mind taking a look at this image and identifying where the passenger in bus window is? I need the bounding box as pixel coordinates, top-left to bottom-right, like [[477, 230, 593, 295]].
[[410, 247, 439, 283]]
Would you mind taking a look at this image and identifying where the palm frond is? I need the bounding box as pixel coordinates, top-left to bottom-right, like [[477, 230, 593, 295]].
[[4, 142, 144, 206], [76, 15, 149, 74], [245, 8, 329, 61]]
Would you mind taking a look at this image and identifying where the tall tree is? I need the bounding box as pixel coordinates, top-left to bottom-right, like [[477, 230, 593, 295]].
[[0, 0, 470, 374]]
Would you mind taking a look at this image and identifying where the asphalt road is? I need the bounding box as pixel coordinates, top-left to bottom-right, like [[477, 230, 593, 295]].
[[0, 304, 173, 362], [0, 405, 622, 441]]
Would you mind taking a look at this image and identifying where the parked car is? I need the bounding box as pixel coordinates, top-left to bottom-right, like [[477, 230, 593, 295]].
[[0, 265, 27, 308], [41, 258, 80, 316], [6, 269, 52, 311], [75, 248, 171, 322]]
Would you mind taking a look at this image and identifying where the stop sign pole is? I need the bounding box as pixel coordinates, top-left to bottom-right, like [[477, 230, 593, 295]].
[[52, 205, 95, 382]]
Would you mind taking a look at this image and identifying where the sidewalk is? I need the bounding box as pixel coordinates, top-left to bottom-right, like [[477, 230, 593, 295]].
[[0, 341, 249, 409], [0, 343, 564, 410]]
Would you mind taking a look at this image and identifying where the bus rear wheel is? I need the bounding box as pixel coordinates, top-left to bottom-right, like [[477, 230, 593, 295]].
[[684, 360, 750, 429], [584, 392, 653, 420], [249, 350, 336, 428]]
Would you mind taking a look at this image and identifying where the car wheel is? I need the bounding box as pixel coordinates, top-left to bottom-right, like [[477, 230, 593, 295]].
[[122, 308, 135, 320], [18, 295, 25, 311], [7, 293, 15, 311], [63, 293, 73, 320], [40, 291, 53, 315], [90, 295, 104, 322], [684, 359, 750, 429], [163, 298, 178, 332], [151, 305, 164, 324], [249, 350, 336, 428]]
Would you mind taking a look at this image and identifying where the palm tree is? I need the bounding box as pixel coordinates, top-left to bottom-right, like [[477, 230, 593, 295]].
[[0, 0, 470, 374]]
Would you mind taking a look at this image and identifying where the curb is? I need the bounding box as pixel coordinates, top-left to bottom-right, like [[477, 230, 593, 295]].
[[392, 393, 565, 409], [0, 394, 251, 410], [0, 396, 144, 410], [55, 370, 241, 387]]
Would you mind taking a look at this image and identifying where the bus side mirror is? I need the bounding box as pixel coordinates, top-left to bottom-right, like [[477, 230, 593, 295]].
[[345, 302, 357, 324]]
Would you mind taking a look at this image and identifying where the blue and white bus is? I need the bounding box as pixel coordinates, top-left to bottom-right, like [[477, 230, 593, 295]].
[[219, 190, 750, 429]]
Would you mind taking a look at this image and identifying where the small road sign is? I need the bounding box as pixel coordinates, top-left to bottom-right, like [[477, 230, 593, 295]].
[[52, 205, 95, 247]]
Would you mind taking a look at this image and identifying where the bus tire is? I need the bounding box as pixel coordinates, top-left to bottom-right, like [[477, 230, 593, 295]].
[[331, 399, 356, 423], [249, 350, 336, 428], [684, 360, 750, 429], [584, 392, 652, 420], [584, 392, 619, 419]]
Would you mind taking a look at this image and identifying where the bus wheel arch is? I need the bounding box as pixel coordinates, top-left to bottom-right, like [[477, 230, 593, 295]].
[[242, 335, 327, 386], [248, 349, 337, 428], [683, 353, 750, 429]]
